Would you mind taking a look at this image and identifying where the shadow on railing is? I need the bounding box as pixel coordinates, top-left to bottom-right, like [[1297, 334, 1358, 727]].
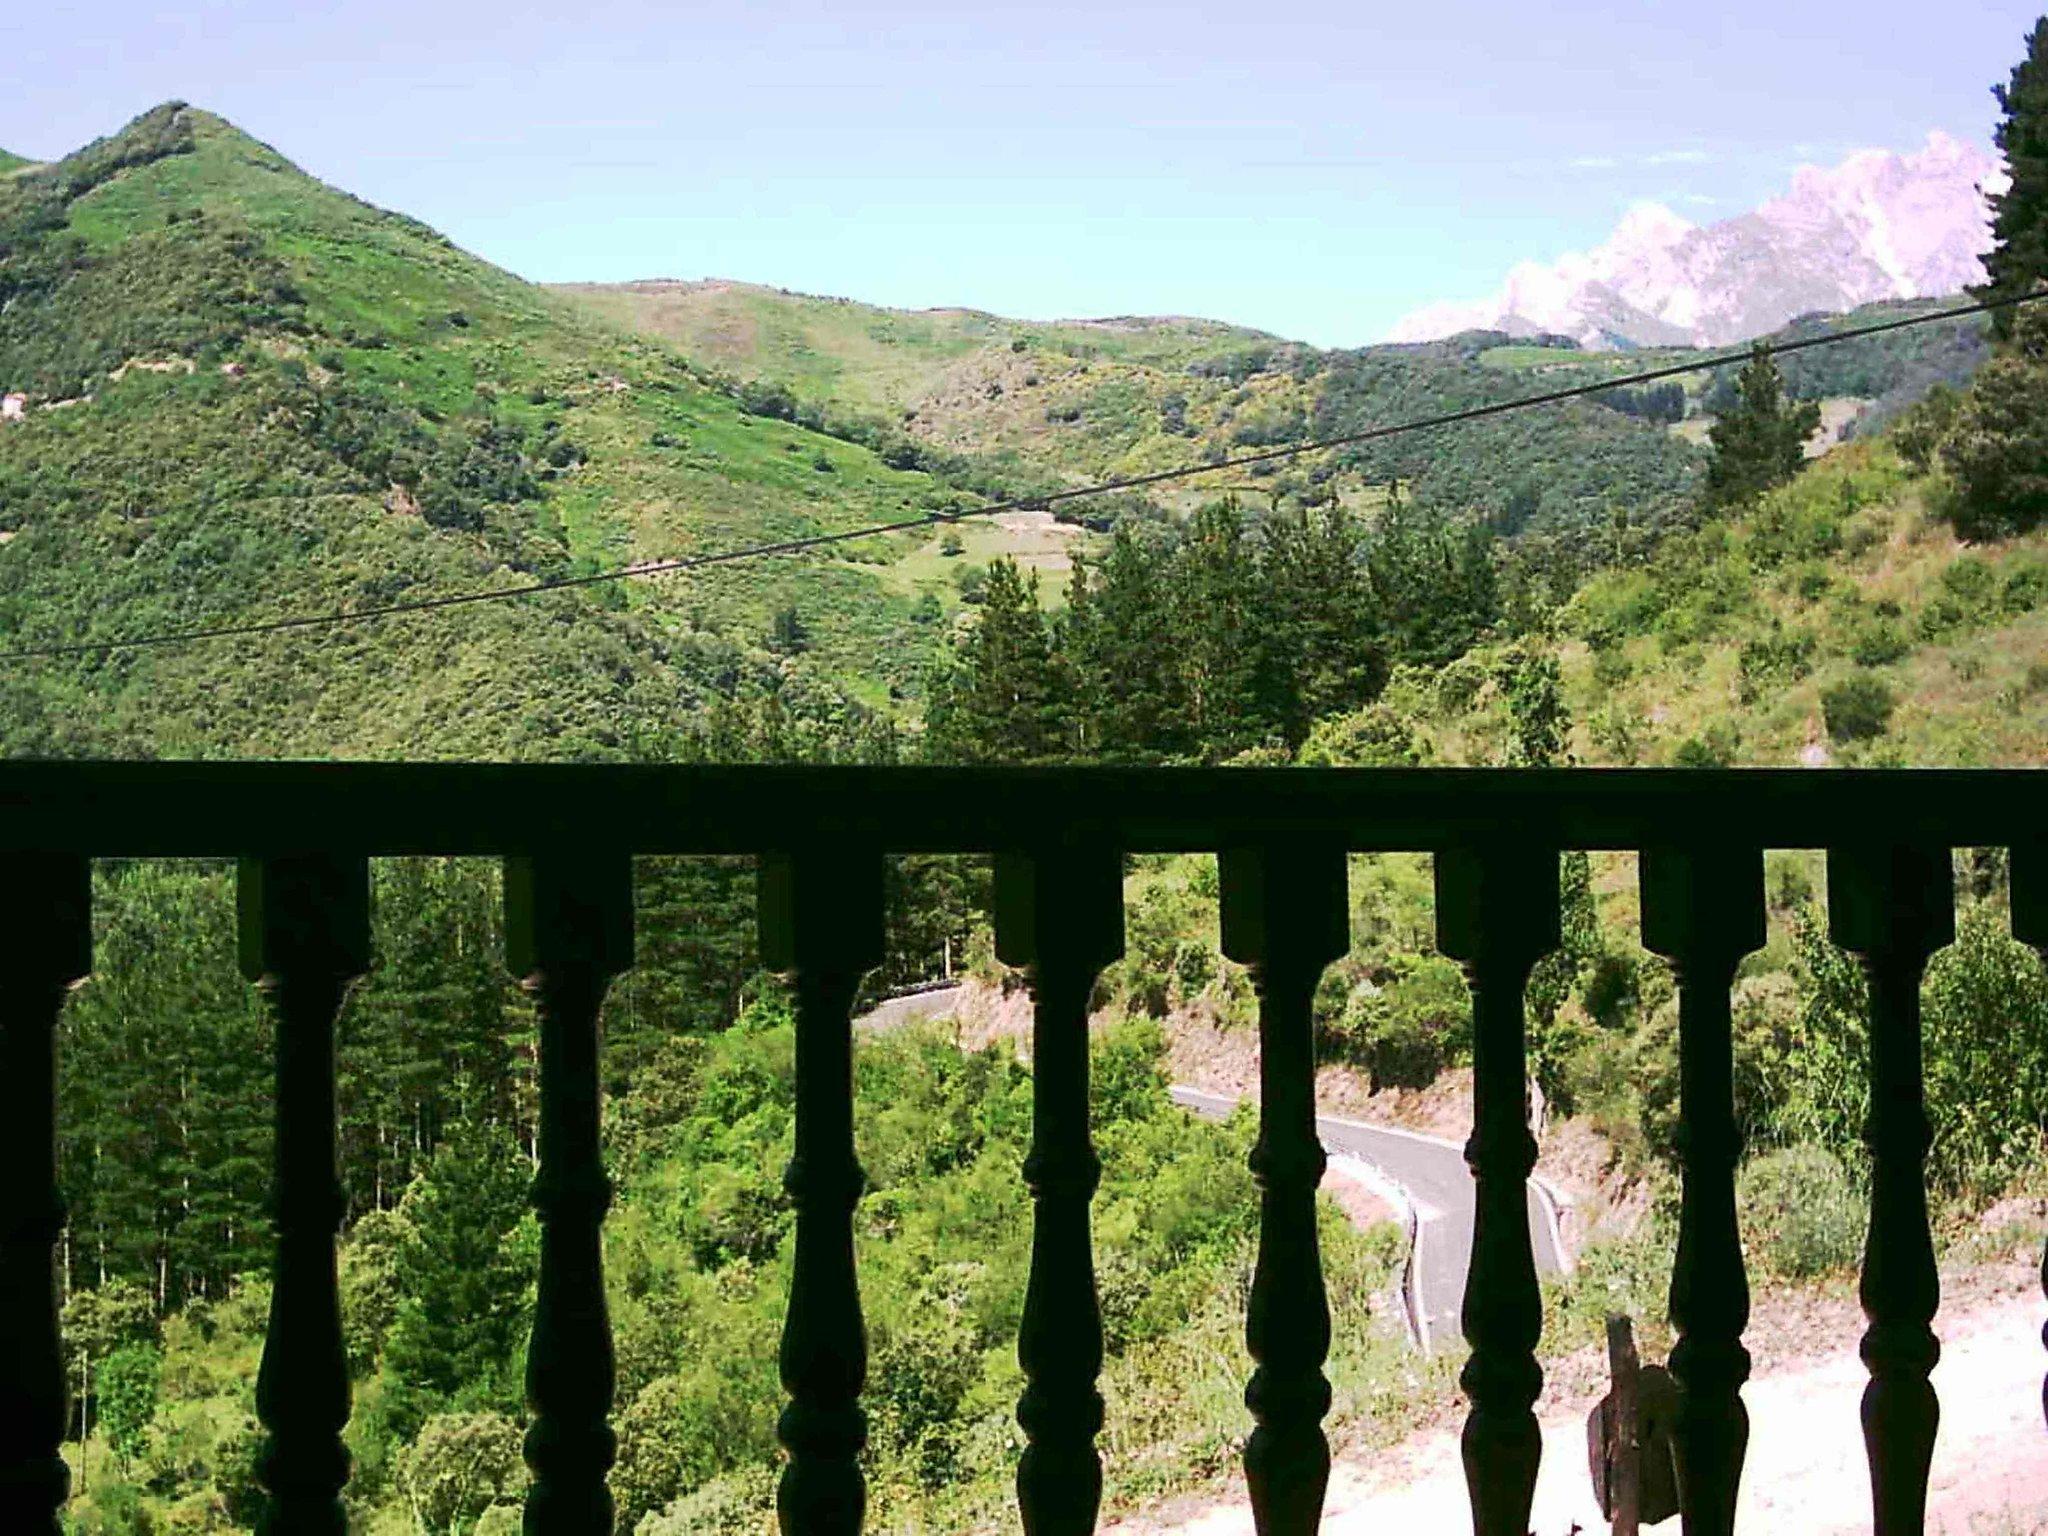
[[0, 762, 2042, 1535]]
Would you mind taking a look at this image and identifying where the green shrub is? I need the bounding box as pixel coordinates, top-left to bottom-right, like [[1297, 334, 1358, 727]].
[[1563, 569, 1660, 647], [640, 1464, 777, 1535], [1737, 628, 1815, 703], [1739, 1145, 1864, 1278], [1794, 562, 1836, 600], [1922, 906, 2048, 1194], [1848, 617, 1910, 667], [394, 1412, 524, 1534], [1672, 721, 1739, 767], [1590, 645, 1633, 689], [98, 1344, 162, 1472], [612, 1375, 725, 1529], [1297, 704, 1430, 767], [1590, 705, 1642, 764], [2003, 556, 2048, 614], [1893, 382, 1961, 473], [1820, 673, 1895, 743], [1322, 953, 1472, 1089]]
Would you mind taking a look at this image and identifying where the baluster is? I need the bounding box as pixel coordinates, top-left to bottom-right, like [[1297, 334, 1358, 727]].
[[0, 856, 90, 1536], [760, 847, 884, 1536], [1434, 843, 1559, 1536], [1219, 843, 1348, 1536], [1829, 843, 1952, 1536], [993, 844, 1123, 1536], [238, 854, 370, 1536], [1641, 846, 1766, 1536], [506, 853, 633, 1534], [2007, 840, 2047, 1431]]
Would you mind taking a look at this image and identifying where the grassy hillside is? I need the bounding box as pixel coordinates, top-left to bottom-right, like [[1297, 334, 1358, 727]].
[[559, 279, 1276, 415], [1550, 445, 2048, 769], [0, 105, 988, 756], [0, 148, 32, 175], [1, 106, 1992, 767], [563, 278, 1708, 536], [565, 279, 1990, 560]]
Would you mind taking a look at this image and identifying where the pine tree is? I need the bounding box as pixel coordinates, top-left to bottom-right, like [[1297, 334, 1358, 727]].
[[342, 859, 512, 1216], [382, 1122, 535, 1432], [1168, 501, 1262, 759], [1062, 526, 1188, 760], [1981, 19, 2048, 334], [1251, 503, 1387, 746], [1941, 300, 2048, 536], [1365, 495, 1501, 668], [921, 559, 1068, 763], [1704, 347, 1820, 507], [62, 863, 272, 1305], [618, 857, 760, 1057]]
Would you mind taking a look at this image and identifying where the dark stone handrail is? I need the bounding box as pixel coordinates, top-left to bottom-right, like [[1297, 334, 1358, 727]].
[[0, 761, 2039, 854]]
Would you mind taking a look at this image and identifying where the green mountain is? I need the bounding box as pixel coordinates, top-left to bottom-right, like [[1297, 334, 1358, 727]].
[[0, 149, 32, 175], [563, 278, 1711, 537], [0, 104, 972, 758], [0, 104, 2001, 766], [563, 281, 1989, 552], [559, 278, 1282, 416]]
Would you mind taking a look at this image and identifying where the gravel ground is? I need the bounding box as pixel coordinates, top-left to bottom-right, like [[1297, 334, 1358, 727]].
[[1106, 1290, 2048, 1536]]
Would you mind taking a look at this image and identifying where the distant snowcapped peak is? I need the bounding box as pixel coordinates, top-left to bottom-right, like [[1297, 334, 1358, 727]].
[[1608, 201, 1695, 254], [1387, 132, 2000, 349]]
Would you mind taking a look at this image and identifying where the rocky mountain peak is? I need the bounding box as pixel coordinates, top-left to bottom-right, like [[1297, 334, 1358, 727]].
[[1389, 133, 2002, 349]]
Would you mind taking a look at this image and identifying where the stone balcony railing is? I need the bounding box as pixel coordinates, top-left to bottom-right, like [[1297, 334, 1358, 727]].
[[1, 761, 2042, 1534]]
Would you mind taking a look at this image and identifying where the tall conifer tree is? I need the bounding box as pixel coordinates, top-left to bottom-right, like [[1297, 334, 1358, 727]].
[[922, 559, 1068, 763], [1169, 501, 1262, 758], [1251, 504, 1387, 746], [1063, 526, 1189, 760], [1704, 347, 1820, 507], [1982, 19, 2048, 334]]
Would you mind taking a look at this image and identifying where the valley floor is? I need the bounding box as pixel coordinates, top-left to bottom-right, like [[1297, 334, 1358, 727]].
[[1108, 1286, 2048, 1536]]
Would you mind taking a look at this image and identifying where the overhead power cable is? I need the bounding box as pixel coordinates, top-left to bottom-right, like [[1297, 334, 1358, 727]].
[[2, 286, 2039, 664]]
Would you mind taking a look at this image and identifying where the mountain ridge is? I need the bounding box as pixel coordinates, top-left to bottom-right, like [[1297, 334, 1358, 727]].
[[0, 102, 2005, 765], [1390, 132, 2004, 349], [561, 277, 1284, 341], [0, 102, 959, 758]]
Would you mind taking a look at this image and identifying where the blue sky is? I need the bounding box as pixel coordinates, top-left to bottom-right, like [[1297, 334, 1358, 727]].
[[2, 2, 2039, 344]]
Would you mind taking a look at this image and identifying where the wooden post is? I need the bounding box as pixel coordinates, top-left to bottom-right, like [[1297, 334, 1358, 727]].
[[0, 856, 90, 1536], [994, 843, 1123, 1536], [1435, 843, 1560, 1536], [239, 855, 370, 1536], [1830, 843, 1951, 1536], [506, 852, 633, 1535], [1607, 1316, 1643, 1536], [761, 847, 884, 1536], [1219, 841, 1349, 1536]]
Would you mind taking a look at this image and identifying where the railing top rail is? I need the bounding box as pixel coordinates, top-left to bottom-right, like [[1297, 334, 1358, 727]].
[[0, 761, 2040, 858]]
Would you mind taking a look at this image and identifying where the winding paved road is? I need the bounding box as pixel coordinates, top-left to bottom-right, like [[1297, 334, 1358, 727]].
[[856, 983, 1566, 1352], [1169, 1086, 1566, 1354]]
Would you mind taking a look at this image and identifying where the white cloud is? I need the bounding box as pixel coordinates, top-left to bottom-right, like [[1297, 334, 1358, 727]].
[[1643, 149, 1715, 166], [1569, 155, 1620, 170]]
